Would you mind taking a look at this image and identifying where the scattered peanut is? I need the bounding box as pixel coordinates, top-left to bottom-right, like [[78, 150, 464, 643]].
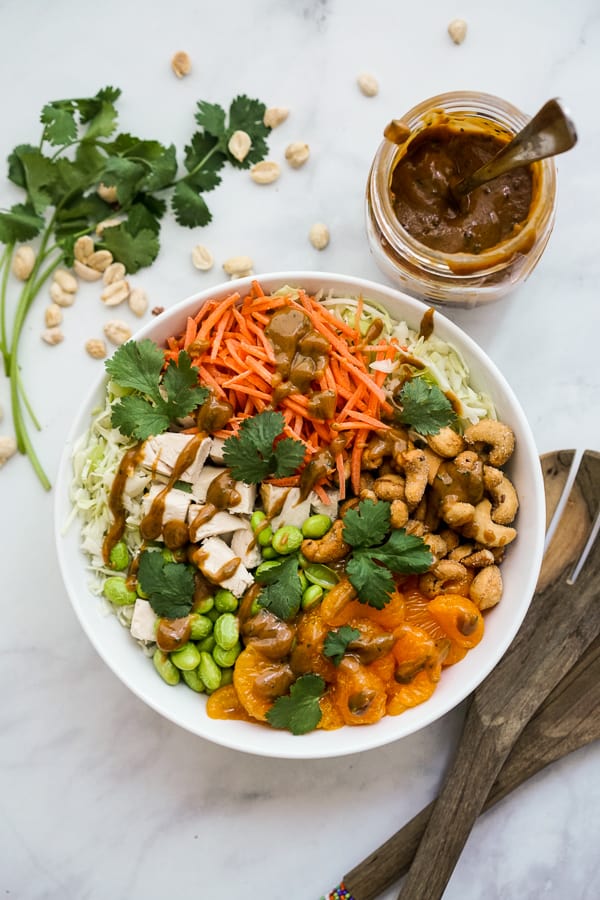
[[73, 259, 102, 282], [44, 304, 63, 328], [49, 282, 76, 308], [104, 319, 132, 345], [263, 107, 289, 129], [12, 245, 36, 280], [228, 130, 252, 163], [448, 18, 467, 44], [191, 245, 214, 271], [97, 182, 118, 204], [95, 217, 122, 237], [128, 287, 148, 317], [101, 279, 130, 307], [41, 328, 64, 346], [171, 50, 192, 78], [285, 142, 310, 169], [86, 249, 113, 272], [250, 160, 281, 185], [0, 435, 17, 467], [85, 338, 108, 359], [222, 255, 254, 278], [74, 235, 94, 263], [103, 262, 127, 285], [309, 223, 330, 250], [53, 268, 78, 293], [357, 72, 379, 97]]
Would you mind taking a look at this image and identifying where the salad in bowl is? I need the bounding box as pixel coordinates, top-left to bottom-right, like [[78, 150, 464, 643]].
[[56, 272, 544, 758]]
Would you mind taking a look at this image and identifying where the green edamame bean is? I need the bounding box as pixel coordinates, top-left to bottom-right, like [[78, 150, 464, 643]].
[[213, 641, 242, 668], [298, 570, 309, 592], [250, 510, 267, 532], [189, 614, 213, 641], [271, 525, 303, 555], [103, 576, 137, 607], [153, 649, 180, 685], [297, 551, 309, 569], [214, 589, 238, 613], [302, 584, 324, 611], [219, 667, 234, 686], [170, 642, 201, 671], [301, 514, 333, 539], [250, 598, 262, 617], [257, 524, 273, 547], [304, 563, 340, 590], [196, 634, 216, 653], [161, 548, 176, 564], [182, 668, 205, 693], [206, 608, 221, 623], [214, 613, 240, 650], [199, 652, 222, 692], [194, 595, 214, 614], [109, 541, 129, 571], [260, 545, 280, 560]]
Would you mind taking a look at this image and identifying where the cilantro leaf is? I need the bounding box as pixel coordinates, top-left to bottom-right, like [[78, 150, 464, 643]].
[[395, 378, 458, 436], [7, 143, 38, 188], [40, 100, 77, 145], [265, 674, 325, 735], [106, 342, 208, 439], [101, 221, 160, 273], [323, 626, 361, 666], [5, 147, 56, 214], [256, 554, 303, 621], [100, 156, 146, 206], [226, 95, 270, 168], [137, 551, 195, 619], [0, 203, 45, 243], [345, 554, 397, 609], [367, 529, 434, 574], [222, 411, 305, 484], [343, 498, 391, 549], [171, 181, 212, 228], [105, 339, 164, 397], [195, 101, 227, 138], [183, 133, 225, 190]]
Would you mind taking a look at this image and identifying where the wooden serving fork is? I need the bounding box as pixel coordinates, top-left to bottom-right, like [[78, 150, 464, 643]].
[[391, 449, 600, 900]]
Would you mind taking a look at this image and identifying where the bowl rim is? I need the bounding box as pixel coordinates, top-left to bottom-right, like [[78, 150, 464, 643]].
[[54, 270, 545, 759]]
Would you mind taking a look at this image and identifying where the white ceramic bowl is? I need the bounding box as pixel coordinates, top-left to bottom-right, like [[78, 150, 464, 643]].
[[54, 272, 545, 759]]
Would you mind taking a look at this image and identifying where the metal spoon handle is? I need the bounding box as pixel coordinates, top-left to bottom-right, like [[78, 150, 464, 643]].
[[453, 98, 577, 197]]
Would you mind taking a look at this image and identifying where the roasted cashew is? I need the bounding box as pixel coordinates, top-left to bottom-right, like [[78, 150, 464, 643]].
[[425, 426, 465, 458], [469, 565, 503, 609], [400, 448, 429, 508], [373, 473, 405, 501], [359, 488, 378, 502], [464, 419, 515, 467], [421, 447, 444, 485], [390, 499, 409, 529], [439, 528, 461, 553], [462, 499, 517, 548], [301, 518, 350, 563], [404, 519, 426, 537], [461, 548, 496, 568], [422, 533, 448, 561], [419, 559, 472, 599], [448, 542, 475, 562], [440, 496, 475, 528], [483, 465, 519, 525]]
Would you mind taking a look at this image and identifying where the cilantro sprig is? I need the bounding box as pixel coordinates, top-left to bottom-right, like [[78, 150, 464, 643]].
[[137, 550, 195, 619], [265, 674, 325, 735], [343, 499, 433, 609], [255, 554, 303, 621], [394, 378, 458, 436], [323, 626, 361, 666], [0, 87, 271, 488], [222, 411, 306, 484], [105, 340, 209, 440]]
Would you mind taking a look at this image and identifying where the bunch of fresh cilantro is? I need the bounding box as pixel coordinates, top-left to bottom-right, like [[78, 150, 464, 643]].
[[0, 86, 271, 489]]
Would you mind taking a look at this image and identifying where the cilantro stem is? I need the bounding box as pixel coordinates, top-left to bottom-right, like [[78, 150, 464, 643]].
[[0, 244, 12, 374], [163, 142, 223, 192]]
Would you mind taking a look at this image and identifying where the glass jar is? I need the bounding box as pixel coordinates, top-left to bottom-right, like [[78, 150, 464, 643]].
[[365, 91, 557, 308]]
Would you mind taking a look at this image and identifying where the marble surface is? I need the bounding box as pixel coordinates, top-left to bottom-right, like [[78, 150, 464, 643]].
[[1, 1, 599, 898]]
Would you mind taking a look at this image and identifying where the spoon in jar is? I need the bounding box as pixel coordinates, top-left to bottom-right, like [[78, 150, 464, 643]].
[[450, 97, 577, 201]]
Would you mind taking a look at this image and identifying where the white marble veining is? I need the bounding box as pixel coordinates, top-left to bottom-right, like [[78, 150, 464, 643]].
[[1, 1, 599, 898]]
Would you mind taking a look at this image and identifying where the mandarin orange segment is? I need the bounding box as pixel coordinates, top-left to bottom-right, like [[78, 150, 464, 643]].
[[387, 670, 437, 716], [318, 689, 345, 730], [403, 580, 446, 640], [428, 594, 484, 649], [367, 651, 396, 683], [290, 608, 337, 681], [206, 684, 256, 723], [334, 656, 387, 726], [233, 645, 293, 721]]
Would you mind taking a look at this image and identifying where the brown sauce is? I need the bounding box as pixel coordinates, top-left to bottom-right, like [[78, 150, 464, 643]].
[[196, 393, 234, 433], [390, 125, 533, 254], [103, 443, 144, 564], [266, 307, 332, 412], [298, 433, 348, 500]]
